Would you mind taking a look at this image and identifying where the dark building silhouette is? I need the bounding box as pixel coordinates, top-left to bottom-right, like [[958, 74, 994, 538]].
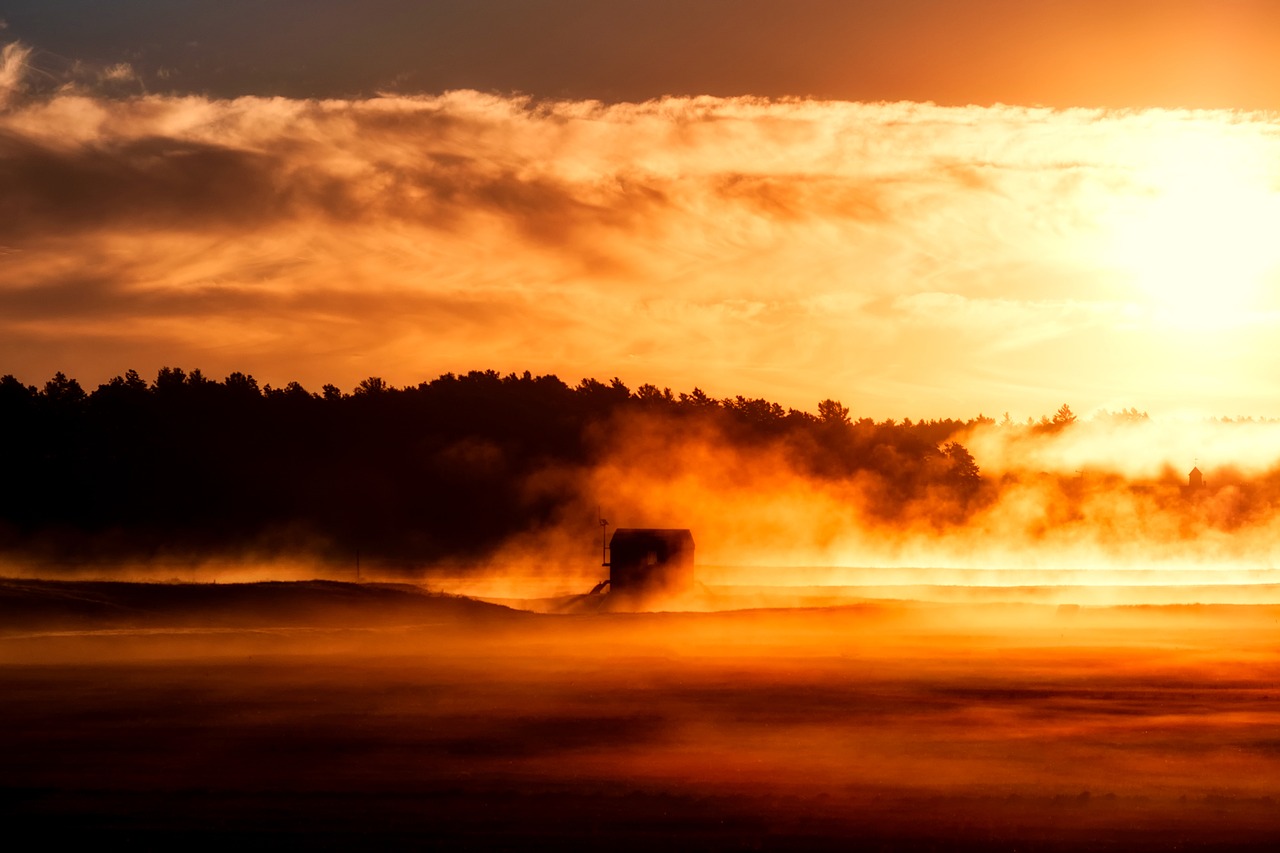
[[1189, 466, 1204, 489], [608, 529, 695, 595]]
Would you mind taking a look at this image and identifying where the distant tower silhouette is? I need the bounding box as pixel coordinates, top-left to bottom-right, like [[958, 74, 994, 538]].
[[1189, 465, 1204, 489]]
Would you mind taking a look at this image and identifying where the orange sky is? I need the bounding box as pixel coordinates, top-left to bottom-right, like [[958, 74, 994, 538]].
[[4, 3, 1280, 418], [7, 2, 1280, 109]]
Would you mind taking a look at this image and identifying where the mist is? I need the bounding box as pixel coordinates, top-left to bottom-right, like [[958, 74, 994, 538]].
[[6, 575, 1280, 849], [9, 367, 1280, 602], [459, 408, 1280, 608]]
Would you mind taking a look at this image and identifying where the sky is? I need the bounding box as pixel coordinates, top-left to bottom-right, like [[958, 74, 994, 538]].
[[4, 1, 1280, 418]]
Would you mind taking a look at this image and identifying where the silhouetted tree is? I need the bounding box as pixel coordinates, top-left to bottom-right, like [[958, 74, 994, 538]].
[[679, 387, 718, 409], [224, 372, 261, 398], [355, 376, 390, 395], [942, 442, 981, 490], [153, 366, 187, 395], [634, 383, 674, 404], [42, 372, 86, 405], [817, 399, 852, 427], [1102, 407, 1149, 423], [0, 366, 1002, 564], [723, 396, 786, 431], [0, 374, 36, 404], [100, 369, 148, 395]]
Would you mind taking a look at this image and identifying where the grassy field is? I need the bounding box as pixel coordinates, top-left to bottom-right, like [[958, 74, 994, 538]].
[[3, 577, 1280, 850]]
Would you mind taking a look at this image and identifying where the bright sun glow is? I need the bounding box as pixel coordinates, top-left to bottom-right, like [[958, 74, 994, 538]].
[[1102, 127, 1280, 328]]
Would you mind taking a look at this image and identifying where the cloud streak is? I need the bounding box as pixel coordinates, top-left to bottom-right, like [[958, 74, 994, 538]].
[[4, 47, 1280, 416]]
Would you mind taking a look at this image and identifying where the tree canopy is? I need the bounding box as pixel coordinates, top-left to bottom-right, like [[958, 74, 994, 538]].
[[0, 367, 1004, 567]]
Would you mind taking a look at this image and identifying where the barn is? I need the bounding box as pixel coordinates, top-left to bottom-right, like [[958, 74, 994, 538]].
[[607, 528, 695, 595]]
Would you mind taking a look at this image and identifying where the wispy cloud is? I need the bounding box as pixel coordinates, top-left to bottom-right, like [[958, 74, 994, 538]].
[[3, 47, 1280, 416], [0, 41, 28, 106]]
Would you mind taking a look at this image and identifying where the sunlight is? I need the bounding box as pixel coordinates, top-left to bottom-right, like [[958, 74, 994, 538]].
[[1101, 126, 1280, 328]]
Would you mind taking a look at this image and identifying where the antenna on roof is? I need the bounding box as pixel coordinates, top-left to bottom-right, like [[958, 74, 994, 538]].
[[599, 508, 610, 567]]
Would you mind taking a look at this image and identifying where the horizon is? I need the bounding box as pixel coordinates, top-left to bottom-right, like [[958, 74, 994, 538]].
[[11, 363, 1280, 426]]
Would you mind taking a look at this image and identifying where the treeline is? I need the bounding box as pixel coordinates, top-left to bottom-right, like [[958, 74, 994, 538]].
[[0, 368, 992, 565]]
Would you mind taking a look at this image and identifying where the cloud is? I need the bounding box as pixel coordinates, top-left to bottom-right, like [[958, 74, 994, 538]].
[[100, 62, 136, 83], [0, 41, 28, 106], [3, 54, 1280, 417]]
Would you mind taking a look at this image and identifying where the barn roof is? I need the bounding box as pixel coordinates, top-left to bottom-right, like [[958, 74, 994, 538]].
[[609, 528, 694, 547]]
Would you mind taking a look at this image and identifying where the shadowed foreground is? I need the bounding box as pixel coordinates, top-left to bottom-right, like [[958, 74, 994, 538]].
[[3, 578, 1280, 850]]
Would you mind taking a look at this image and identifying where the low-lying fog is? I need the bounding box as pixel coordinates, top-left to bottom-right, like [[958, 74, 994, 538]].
[[4, 580, 1280, 848]]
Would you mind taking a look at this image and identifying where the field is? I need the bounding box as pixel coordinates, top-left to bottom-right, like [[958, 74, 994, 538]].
[[3, 577, 1280, 850]]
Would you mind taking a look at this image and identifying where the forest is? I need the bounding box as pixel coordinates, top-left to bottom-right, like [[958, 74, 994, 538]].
[[0, 368, 1001, 568]]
